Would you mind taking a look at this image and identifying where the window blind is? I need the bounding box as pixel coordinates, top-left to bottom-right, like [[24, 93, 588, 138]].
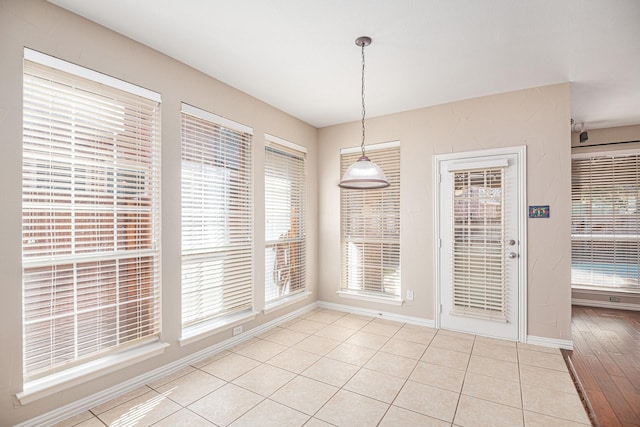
[[22, 56, 161, 381], [181, 105, 253, 330], [340, 142, 400, 297], [450, 168, 506, 320], [572, 154, 640, 290], [264, 137, 306, 303]]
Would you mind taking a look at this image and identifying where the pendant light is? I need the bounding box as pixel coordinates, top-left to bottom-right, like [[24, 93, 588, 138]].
[[339, 36, 390, 189]]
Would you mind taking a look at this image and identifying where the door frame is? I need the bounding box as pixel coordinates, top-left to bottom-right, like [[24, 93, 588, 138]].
[[433, 146, 527, 342]]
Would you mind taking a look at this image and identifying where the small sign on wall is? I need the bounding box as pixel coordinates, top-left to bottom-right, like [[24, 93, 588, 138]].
[[529, 205, 550, 218]]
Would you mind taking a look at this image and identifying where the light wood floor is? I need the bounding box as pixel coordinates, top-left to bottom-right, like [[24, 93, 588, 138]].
[[565, 305, 640, 427]]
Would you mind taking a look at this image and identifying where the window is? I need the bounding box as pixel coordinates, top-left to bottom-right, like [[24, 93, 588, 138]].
[[572, 152, 640, 291], [181, 104, 253, 333], [264, 135, 306, 304], [451, 167, 506, 319], [22, 49, 161, 382], [340, 142, 401, 299]]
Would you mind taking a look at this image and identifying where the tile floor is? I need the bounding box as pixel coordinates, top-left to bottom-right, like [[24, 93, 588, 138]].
[[54, 309, 591, 427]]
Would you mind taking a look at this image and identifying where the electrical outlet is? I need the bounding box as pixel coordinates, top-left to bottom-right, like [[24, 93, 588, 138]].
[[233, 325, 243, 336], [406, 290, 414, 301]]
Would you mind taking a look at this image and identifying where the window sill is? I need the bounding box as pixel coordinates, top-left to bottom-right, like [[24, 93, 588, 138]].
[[17, 339, 168, 405], [264, 291, 312, 314], [179, 309, 258, 346], [336, 290, 404, 306], [572, 285, 640, 296]]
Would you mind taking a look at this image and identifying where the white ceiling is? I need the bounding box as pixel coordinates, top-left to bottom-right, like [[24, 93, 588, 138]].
[[49, 0, 640, 130]]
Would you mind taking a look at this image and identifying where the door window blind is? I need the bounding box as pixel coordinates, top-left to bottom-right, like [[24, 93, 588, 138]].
[[264, 137, 306, 303], [22, 54, 161, 381], [450, 168, 506, 320], [181, 104, 253, 330], [340, 142, 400, 297], [572, 154, 640, 290]]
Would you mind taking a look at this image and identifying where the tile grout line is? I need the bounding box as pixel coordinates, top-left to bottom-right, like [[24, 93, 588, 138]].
[[69, 310, 588, 427], [297, 311, 370, 425], [228, 310, 359, 425], [376, 328, 435, 425], [451, 333, 477, 426], [517, 338, 525, 427]]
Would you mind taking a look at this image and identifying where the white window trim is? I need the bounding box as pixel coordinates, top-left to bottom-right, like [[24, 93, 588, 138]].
[[179, 309, 258, 346], [571, 149, 640, 292], [446, 158, 509, 172], [263, 291, 312, 314], [340, 140, 400, 155], [264, 136, 307, 304], [22, 50, 163, 385], [180, 103, 254, 332], [265, 133, 307, 153], [572, 147, 640, 160], [24, 48, 160, 101], [340, 141, 401, 299], [181, 103, 253, 135], [17, 340, 168, 405], [572, 285, 640, 296]]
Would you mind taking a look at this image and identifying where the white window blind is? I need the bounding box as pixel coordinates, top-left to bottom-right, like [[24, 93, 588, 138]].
[[181, 105, 253, 331], [264, 137, 306, 303], [340, 143, 400, 297], [451, 168, 506, 320], [572, 153, 640, 290], [22, 55, 161, 381]]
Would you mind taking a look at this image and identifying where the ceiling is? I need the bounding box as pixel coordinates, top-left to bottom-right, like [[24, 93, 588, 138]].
[[49, 0, 640, 130]]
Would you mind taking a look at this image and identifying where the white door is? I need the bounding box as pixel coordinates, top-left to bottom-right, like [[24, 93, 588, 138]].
[[436, 148, 525, 340]]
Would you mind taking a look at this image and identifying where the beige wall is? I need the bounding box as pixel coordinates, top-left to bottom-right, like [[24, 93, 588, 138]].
[[0, 1, 318, 424], [318, 83, 572, 339], [0, 1, 577, 424], [571, 124, 640, 148]]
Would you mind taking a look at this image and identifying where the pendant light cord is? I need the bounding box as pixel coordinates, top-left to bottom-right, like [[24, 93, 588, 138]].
[[360, 41, 366, 158], [338, 36, 389, 189]]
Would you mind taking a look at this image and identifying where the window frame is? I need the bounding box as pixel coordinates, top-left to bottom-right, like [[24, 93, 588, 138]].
[[264, 134, 307, 308], [339, 141, 401, 304], [571, 148, 640, 293], [20, 48, 163, 400], [180, 103, 255, 342]]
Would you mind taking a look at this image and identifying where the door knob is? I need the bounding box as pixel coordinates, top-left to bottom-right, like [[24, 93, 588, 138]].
[[508, 252, 518, 259]]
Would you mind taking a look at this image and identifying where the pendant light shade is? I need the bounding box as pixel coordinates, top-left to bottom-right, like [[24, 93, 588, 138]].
[[339, 36, 390, 190], [339, 155, 389, 189]]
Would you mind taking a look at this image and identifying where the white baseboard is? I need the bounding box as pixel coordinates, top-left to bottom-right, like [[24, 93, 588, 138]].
[[317, 300, 435, 328], [572, 298, 640, 312], [17, 301, 319, 427], [526, 335, 573, 350]]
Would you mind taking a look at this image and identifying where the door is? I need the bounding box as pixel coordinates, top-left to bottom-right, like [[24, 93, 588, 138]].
[[436, 148, 525, 340]]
